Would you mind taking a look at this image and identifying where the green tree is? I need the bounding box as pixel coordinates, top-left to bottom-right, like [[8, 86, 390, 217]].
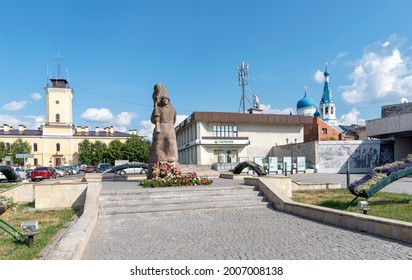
[[107, 140, 124, 164], [0, 141, 6, 161], [10, 139, 31, 166], [92, 141, 108, 165], [78, 139, 94, 165], [123, 135, 150, 163]]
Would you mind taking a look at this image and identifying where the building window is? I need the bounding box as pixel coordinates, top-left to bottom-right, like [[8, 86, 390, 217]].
[[325, 107, 329, 115], [34, 158, 38, 166], [56, 143, 60, 152], [33, 143, 38, 152], [6, 143, 10, 150], [56, 114, 60, 123], [213, 124, 238, 137], [213, 149, 238, 164], [322, 128, 327, 134], [331, 106, 334, 114]]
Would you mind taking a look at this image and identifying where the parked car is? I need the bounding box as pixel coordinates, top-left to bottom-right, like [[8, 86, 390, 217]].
[[84, 166, 95, 173], [71, 166, 81, 174], [0, 165, 21, 182], [55, 168, 67, 177], [13, 167, 27, 180], [97, 163, 112, 173], [31, 166, 57, 181], [56, 167, 70, 176], [0, 171, 7, 182], [64, 166, 80, 175], [104, 162, 148, 175], [117, 163, 148, 175]]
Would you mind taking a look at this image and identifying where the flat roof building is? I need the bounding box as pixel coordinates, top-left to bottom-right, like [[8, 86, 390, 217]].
[[175, 111, 313, 168]]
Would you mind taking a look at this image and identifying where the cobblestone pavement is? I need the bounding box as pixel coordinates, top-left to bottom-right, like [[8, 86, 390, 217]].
[[82, 179, 412, 260]]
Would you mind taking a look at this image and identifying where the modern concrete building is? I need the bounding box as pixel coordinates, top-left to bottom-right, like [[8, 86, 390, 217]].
[[0, 77, 136, 167], [366, 101, 412, 160], [175, 111, 313, 167]]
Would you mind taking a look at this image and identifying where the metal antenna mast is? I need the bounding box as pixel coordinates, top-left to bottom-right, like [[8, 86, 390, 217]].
[[238, 61, 249, 113], [52, 51, 65, 78]]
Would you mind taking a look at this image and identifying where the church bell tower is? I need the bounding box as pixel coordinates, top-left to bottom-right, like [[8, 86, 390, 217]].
[[319, 64, 338, 126]]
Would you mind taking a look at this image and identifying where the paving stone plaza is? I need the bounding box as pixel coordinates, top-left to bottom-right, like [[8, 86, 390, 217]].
[[82, 178, 412, 260]]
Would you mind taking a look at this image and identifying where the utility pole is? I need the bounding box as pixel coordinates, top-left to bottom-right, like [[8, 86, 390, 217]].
[[238, 62, 249, 113]]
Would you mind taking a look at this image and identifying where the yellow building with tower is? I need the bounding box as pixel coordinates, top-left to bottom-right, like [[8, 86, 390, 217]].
[[0, 77, 136, 167]]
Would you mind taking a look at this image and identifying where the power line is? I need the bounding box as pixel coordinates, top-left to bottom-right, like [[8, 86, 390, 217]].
[[72, 84, 195, 113]]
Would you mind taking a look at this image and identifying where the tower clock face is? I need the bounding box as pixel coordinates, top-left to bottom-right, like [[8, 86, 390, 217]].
[[55, 100, 60, 104]]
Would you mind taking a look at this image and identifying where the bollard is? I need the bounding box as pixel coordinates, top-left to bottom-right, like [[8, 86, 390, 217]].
[[284, 162, 288, 176], [346, 161, 350, 188]]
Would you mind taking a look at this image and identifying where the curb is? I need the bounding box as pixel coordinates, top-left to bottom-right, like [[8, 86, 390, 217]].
[[43, 182, 101, 260], [245, 177, 412, 244]]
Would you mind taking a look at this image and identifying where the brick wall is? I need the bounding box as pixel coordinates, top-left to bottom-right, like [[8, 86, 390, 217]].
[[304, 117, 343, 142]]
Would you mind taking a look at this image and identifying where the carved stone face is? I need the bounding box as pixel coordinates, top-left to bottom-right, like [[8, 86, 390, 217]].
[[161, 97, 170, 106]]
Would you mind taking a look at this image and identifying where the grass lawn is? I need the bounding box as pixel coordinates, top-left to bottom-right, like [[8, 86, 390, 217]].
[[0, 202, 78, 260], [292, 189, 412, 223], [0, 182, 17, 190]]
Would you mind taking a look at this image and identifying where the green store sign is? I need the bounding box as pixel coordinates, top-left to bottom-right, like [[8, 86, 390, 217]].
[[214, 140, 235, 144]]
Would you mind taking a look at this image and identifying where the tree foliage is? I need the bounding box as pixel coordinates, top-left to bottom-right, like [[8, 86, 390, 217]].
[[0, 139, 31, 166], [77, 136, 150, 166], [78, 139, 94, 165], [123, 136, 150, 163]]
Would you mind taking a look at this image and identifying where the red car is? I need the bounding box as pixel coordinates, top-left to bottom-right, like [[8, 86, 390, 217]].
[[31, 167, 57, 181], [84, 166, 95, 173]]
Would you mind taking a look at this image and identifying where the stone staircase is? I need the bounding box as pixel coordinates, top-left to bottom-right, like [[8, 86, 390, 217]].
[[98, 184, 271, 215]]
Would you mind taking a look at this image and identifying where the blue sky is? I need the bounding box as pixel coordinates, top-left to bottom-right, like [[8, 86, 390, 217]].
[[1, 0, 412, 140]]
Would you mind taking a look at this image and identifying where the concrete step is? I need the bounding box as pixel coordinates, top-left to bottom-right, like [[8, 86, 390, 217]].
[[98, 184, 269, 215], [99, 184, 257, 196], [99, 193, 267, 208], [99, 188, 261, 202], [99, 199, 271, 215]]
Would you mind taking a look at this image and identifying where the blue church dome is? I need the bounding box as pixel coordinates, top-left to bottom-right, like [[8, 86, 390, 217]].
[[296, 93, 317, 110], [314, 107, 320, 117]]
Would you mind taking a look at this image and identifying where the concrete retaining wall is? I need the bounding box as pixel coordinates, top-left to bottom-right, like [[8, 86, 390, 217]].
[[1, 182, 35, 202], [35, 181, 88, 210], [245, 177, 412, 244], [292, 181, 341, 191]]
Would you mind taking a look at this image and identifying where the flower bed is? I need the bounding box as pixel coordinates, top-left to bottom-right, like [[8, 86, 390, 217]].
[[140, 163, 213, 188], [348, 154, 412, 198]]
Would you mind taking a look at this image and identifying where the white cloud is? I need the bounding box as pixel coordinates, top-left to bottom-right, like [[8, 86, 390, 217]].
[[314, 70, 324, 84], [1, 100, 28, 111], [31, 93, 42, 101], [81, 108, 114, 122], [260, 103, 294, 115], [0, 114, 22, 127], [332, 51, 348, 64], [340, 34, 412, 105], [24, 115, 45, 129], [339, 108, 365, 125], [175, 114, 188, 127], [138, 119, 155, 142], [115, 112, 136, 127], [81, 108, 138, 132], [113, 112, 138, 132], [0, 114, 44, 130]]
